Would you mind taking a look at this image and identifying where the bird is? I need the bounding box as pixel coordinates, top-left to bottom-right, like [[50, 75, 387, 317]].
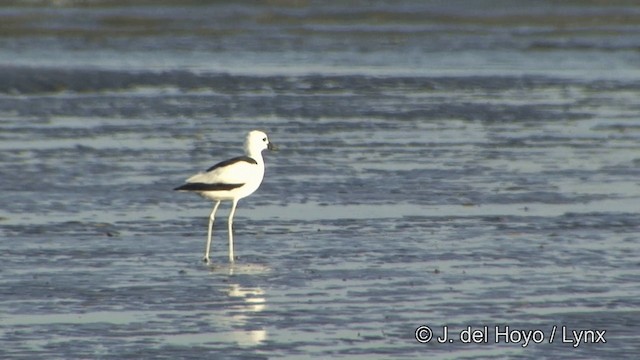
[[174, 130, 275, 263]]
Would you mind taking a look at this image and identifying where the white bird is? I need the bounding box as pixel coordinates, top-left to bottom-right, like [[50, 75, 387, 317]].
[[175, 130, 275, 263]]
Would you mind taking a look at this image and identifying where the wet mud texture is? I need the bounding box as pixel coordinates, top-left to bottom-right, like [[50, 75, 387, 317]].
[[1, 1, 640, 359]]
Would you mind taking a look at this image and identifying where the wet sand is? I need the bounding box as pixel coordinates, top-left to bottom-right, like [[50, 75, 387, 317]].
[[1, 1, 640, 359]]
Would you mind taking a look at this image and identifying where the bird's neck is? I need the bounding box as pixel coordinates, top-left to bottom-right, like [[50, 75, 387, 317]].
[[246, 149, 264, 164]]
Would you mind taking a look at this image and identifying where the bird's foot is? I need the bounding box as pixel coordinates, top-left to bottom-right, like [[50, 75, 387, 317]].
[[203, 256, 210, 264]]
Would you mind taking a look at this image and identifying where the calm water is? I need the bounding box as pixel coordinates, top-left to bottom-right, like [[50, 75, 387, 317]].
[[1, 1, 640, 359]]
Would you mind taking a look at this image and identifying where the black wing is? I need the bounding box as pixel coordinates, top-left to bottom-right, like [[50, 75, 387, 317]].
[[205, 156, 257, 172], [174, 183, 244, 191]]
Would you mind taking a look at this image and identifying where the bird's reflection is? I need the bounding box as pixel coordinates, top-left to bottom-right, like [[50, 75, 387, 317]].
[[214, 264, 269, 345], [227, 283, 267, 313]]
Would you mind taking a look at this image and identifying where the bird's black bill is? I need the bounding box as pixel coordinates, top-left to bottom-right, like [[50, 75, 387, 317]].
[[267, 142, 277, 151]]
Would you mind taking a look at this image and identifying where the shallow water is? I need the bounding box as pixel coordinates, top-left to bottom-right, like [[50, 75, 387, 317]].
[[1, 1, 640, 359]]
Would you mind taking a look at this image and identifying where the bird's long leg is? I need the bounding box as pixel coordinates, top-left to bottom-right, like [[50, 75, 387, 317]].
[[228, 199, 238, 263], [204, 200, 221, 263]]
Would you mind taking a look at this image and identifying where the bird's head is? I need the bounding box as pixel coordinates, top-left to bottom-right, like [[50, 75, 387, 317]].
[[245, 130, 276, 156]]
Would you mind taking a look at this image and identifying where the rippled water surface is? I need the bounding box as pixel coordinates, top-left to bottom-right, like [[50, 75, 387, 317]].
[[1, 1, 640, 359]]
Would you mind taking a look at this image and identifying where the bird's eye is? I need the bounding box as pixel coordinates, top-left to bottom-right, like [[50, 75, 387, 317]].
[[262, 137, 267, 142]]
